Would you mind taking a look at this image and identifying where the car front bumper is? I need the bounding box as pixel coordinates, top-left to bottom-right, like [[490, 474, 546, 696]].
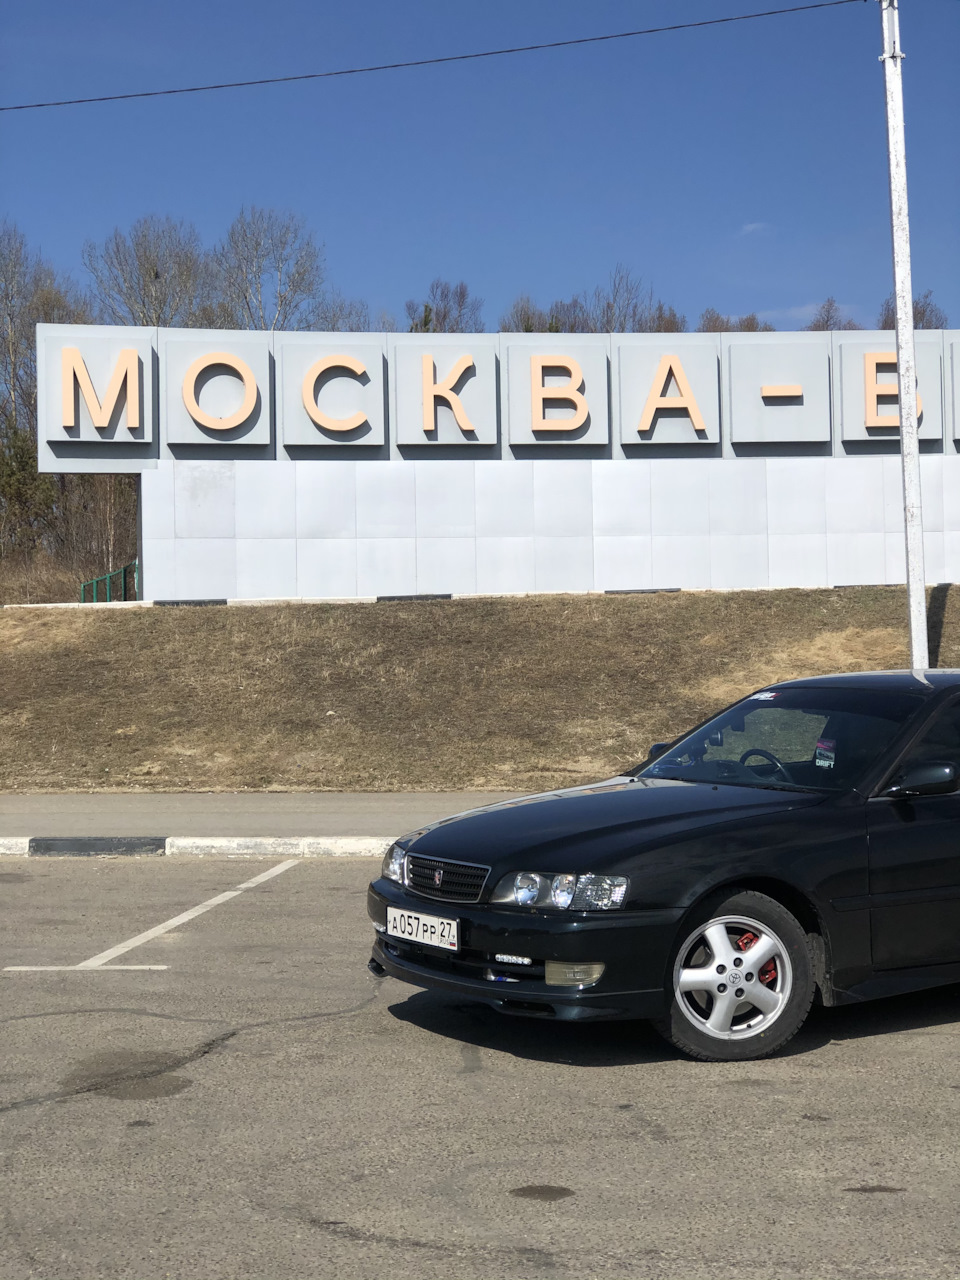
[[367, 878, 685, 1021]]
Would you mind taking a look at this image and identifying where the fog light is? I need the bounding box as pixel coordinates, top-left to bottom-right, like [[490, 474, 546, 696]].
[[495, 954, 533, 965], [544, 961, 605, 989]]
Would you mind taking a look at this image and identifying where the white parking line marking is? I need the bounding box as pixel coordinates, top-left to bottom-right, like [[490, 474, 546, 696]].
[[3, 859, 300, 972], [5, 965, 169, 971]]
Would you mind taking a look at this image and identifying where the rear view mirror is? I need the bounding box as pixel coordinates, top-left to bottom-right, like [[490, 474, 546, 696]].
[[707, 730, 723, 747], [883, 761, 959, 799], [646, 741, 670, 761]]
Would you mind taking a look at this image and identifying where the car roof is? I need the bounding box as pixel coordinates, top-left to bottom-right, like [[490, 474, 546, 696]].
[[769, 670, 960, 695]]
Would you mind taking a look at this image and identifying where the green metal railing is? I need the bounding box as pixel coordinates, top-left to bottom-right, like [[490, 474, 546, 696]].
[[80, 559, 139, 603]]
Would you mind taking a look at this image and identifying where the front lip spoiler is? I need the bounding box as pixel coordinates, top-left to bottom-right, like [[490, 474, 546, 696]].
[[370, 937, 665, 1021]]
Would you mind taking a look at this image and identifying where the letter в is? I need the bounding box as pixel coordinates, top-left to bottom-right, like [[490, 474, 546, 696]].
[[530, 356, 589, 432]]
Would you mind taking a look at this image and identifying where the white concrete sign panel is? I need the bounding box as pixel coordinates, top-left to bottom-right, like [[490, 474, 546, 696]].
[[394, 335, 499, 446], [277, 335, 386, 448], [37, 323, 157, 474], [161, 330, 272, 447], [33, 324, 960, 602], [616, 336, 721, 445], [505, 336, 609, 446], [837, 333, 943, 442], [728, 336, 831, 443]]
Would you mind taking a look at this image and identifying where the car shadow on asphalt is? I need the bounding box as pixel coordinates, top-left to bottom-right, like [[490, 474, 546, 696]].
[[786, 981, 960, 1056], [388, 982, 960, 1065], [388, 992, 676, 1066]]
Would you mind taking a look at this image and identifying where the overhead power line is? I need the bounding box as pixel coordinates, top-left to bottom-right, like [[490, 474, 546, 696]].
[[1, 0, 866, 114]]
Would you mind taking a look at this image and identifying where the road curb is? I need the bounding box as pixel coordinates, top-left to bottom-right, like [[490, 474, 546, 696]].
[[0, 836, 394, 859]]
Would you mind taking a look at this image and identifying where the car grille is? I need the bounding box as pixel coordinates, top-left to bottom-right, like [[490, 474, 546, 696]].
[[405, 854, 489, 903]]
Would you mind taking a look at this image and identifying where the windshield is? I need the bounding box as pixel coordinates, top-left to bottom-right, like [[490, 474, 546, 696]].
[[640, 686, 925, 792]]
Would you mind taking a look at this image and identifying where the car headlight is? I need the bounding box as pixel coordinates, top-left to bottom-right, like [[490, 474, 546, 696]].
[[490, 872, 628, 910], [381, 843, 406, 884], [551, 873, 577, 909], [513, 872, 542, 905]]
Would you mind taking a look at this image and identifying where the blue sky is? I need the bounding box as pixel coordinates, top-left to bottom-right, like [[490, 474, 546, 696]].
[[3, 0, 958, 330]]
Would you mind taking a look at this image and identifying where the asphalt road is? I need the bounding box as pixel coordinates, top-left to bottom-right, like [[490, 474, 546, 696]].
[[2, 855, 960, 1280], [0, 792, 522, 837]]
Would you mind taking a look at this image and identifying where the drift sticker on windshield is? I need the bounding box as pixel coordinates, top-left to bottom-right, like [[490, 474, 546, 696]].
[[815, 738, 836, 769], [750, 692, 779, 700]]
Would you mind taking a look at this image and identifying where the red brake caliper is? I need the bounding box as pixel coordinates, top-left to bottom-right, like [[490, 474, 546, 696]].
[[737, 931, 777, 985]]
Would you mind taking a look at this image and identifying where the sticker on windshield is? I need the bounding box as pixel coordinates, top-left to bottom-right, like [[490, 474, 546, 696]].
[[750, 691, 779, 700], [815, 738, 836, 769]]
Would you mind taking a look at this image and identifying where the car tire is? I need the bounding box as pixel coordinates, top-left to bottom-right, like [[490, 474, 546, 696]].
[[654, 889, 815, 1062]]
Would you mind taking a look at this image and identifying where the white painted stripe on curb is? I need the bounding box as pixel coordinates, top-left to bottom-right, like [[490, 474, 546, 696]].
[[164, 836, 393, 858], [7, 836, 396, 859]]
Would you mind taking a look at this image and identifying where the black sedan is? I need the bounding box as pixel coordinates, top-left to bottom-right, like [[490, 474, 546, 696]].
[[367, 670, 960, 1061]]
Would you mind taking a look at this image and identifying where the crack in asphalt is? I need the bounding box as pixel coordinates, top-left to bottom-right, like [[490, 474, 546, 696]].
[[0, 1030, 238, 1115], [0, 1007, 230, 1027], [0, 993, 378, 1116], [303, 1217, 558, 1269]]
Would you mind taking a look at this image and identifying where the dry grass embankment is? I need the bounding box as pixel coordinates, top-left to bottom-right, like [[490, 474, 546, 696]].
[[0, 587, 955, 793], [0, 555, 86, 607]]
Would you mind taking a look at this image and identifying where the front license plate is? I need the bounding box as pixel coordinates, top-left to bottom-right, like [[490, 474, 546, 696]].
[[386, 907, 459, 952]]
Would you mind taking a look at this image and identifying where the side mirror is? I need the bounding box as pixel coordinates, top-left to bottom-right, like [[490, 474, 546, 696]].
[[883, 761, 959, 799], [646, 741, 671, 761]]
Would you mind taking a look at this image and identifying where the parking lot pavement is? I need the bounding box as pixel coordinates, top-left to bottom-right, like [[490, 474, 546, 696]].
[[2, 857, 960, 1280]]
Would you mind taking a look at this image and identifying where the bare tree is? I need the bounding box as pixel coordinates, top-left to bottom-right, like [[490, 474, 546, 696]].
[[82, 216, 211, 327], [877, 288, 947, 330], [645, 300, 687, 333], [406, 279, 483, 332], [697, 308, 775, 333], [215, 207, 326, 331], [499, 267, 685, 333], [317, 290, 371, 332], [1, 224, 86, 439], [498, 294, 585, 333], [0, 223, 138, 572], [805, 297, 861, 331], [579, 265, 687, 333]]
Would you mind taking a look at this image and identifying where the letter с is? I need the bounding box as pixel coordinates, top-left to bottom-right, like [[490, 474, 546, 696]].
[[302, 355, 369, 432], [61, 347, 140, 430], [530, 356, 589, 432]]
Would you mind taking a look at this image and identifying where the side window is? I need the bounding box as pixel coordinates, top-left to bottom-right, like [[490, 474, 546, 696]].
[[900, 702, 960, 772]]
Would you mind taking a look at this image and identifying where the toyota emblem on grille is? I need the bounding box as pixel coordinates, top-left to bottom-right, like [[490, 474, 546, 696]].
[[433, 868, 443, 887]]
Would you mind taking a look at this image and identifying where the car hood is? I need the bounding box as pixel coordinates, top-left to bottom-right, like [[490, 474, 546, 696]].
[[402, 776, 827, 872]]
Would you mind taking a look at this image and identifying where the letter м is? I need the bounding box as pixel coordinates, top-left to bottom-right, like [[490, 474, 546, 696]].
[[61, 347, 140, 430]]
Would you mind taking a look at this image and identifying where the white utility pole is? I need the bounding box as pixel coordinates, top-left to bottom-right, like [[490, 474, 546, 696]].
[[879, 0, 928, 669]]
